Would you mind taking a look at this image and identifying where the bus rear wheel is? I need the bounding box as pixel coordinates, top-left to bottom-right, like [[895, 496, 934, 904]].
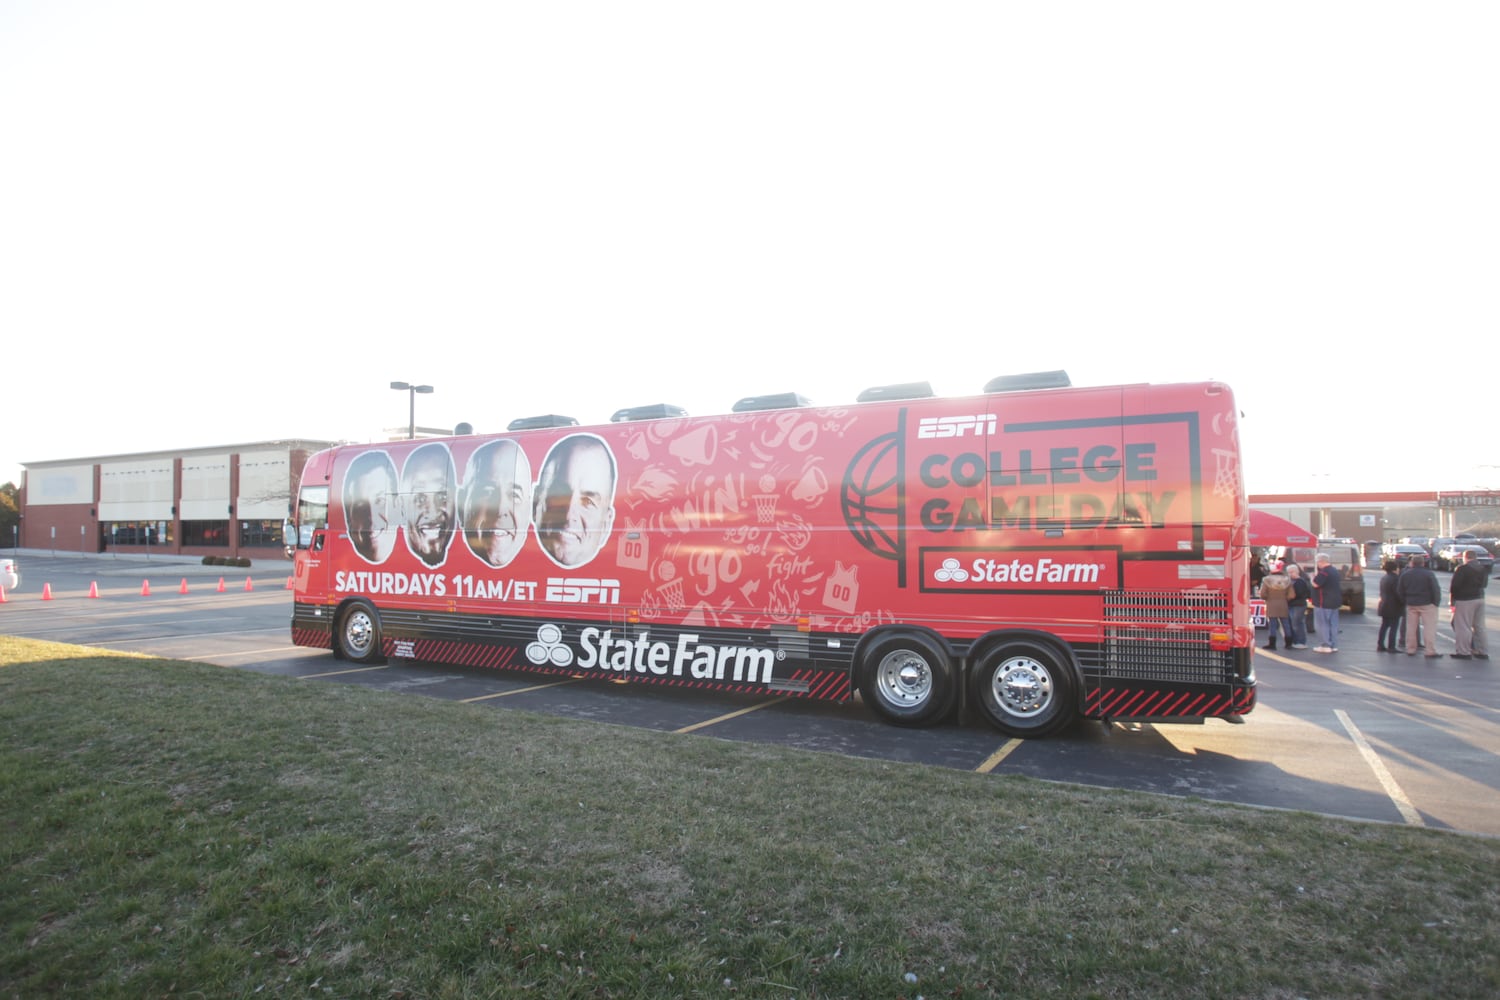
[[858, 632, 955, 726], [971, 641, 1075, 738], [337, 601, 384, 664]]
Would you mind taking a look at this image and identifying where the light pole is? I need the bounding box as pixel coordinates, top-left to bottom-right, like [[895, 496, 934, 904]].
[[390, 381, 434, 440]]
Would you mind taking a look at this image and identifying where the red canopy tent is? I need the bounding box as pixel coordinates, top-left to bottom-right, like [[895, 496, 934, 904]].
[[1249, 509, 1317, 547]]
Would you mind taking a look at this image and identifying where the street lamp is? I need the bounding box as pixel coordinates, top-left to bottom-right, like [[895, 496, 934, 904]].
[[390, 381, 434, 440]]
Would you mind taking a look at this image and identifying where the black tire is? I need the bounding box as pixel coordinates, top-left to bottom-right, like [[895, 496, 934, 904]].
[[337, 601, 384, 664], [857, 632, 956, 727], [1348, 596, 1365, 615], [970, 640, 1076, 738]]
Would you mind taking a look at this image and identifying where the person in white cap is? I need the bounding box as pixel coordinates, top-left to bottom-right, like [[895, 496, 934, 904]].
[[1311, 553, 1343, 653]]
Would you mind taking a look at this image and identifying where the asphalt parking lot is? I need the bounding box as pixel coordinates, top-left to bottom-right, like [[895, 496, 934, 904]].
[[4, 552, 1498, 837]]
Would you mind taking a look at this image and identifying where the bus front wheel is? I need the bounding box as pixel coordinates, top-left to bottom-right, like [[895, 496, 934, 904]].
[[970, 641, 1075, 738], [858, 632, 956, 727], [337, 602, 384, 664]]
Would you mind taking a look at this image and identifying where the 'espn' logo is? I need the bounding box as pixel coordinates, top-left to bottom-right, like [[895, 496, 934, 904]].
[[917, 414, 997, 439], [545, 578, 621, 604]]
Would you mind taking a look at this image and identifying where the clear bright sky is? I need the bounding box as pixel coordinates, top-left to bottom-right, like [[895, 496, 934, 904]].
[[2, 2, 1496, 495]]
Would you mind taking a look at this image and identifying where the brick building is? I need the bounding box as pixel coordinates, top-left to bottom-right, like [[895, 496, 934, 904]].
[[17, 440, 337, 560]]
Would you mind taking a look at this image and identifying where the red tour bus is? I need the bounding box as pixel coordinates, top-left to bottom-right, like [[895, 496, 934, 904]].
[[287, 372, 1256, 738]]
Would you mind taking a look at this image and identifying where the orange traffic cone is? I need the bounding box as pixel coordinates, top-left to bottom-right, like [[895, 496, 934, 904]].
[[0, 585, 7, 603], [179, 578, 190, 594], [244, 577, 254, 592], [141, 580, 151, 596], [285, 575, 295, 589], [88, 581, 100, 598], [217, 577, 226, 592], [42, 583, 54, 600]]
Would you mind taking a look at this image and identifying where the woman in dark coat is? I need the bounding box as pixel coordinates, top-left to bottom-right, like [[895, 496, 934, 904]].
[[1377, 559, 1404, 652]]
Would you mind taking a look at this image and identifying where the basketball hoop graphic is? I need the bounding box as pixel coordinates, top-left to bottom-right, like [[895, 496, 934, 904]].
[[657, 562, 684, 610], [753, 475, 779, 524], [1212, 447, 1240, 500]]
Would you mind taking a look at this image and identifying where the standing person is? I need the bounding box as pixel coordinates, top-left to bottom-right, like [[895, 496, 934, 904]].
[[1395, 556, 1426, 650], [1250, 553, 1267, 596], [1285, 563, 1310, 649], [1311, 553, 1343, 653], [1448, 548, 1490, 660], [1397, 554, 1443, 659], [1376, 559, 1404, 653], [1258, 560, 1293, 650]]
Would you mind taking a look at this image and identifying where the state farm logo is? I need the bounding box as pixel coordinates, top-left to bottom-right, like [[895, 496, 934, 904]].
[[523, 622, 784, 684], [526, 624, 574, 666], [933, 558, 970, 582], [929, 552, 1114, 590]]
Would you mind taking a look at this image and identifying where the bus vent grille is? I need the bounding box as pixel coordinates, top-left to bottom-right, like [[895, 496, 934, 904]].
[[1102, 589, 1228, 625], [1099, 628, 1230, 685], [1097, 591, 1233, 684]]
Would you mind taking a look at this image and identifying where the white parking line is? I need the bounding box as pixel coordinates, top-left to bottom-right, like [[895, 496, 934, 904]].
[[1335, 709, 1424, 826]]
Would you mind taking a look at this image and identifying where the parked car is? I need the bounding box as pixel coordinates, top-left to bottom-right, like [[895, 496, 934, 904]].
[[1427, 538, 1460, 570], [1399, 536, 1436, 554], [1380, 542, 1428, 568], [1273, 540, 1366, 614], [1437, 543, 1494, 573]]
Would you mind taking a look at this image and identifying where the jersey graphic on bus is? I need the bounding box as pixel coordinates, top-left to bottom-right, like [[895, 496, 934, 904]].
[[287, 374, 1256, 738]]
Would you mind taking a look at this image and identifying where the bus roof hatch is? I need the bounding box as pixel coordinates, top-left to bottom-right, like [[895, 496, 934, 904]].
[[855, 381, 934, 403], [983, 371, 1071, 393], [507, 414, 580, 431], [610, 404, 689, 423], [732, 392, 812, 412]]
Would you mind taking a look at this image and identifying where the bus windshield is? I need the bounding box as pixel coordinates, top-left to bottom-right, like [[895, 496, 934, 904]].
[[295, 485, 329, 548]]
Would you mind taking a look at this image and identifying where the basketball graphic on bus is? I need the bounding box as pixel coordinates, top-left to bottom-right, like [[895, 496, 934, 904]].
[[841, 429, 903, 563]]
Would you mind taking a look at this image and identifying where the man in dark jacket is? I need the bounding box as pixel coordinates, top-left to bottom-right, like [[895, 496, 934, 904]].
[[1311, 553, 1343, 652], [1397, 555, 1443, 658], [1449, 549, 1490, 660]]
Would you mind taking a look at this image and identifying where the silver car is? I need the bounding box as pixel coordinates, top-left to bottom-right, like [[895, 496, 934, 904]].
[[1438, 543, 1494, 574]]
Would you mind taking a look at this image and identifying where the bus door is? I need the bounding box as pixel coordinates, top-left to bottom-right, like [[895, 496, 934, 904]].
[[290, 484, 331, 599]]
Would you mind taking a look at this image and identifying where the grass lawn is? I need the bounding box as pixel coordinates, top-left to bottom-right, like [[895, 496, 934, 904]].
[[2, 636, 1497, 998]]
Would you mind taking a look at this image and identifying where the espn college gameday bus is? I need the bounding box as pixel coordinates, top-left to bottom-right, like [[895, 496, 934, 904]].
[[287, 372, 1256, 738]]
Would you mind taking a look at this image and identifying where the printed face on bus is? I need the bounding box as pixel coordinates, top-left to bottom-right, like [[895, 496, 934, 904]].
[[462, 439, 533, 568], [401, 444, 455, 567], [344, 453, 397, 564], [534, 435, 616, 569]]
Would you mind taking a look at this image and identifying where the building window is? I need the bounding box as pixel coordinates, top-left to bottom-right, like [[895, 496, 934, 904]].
[[240, 520, 284, 546], [104, 521, 174, 546], [181, 521, 230, 547]]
